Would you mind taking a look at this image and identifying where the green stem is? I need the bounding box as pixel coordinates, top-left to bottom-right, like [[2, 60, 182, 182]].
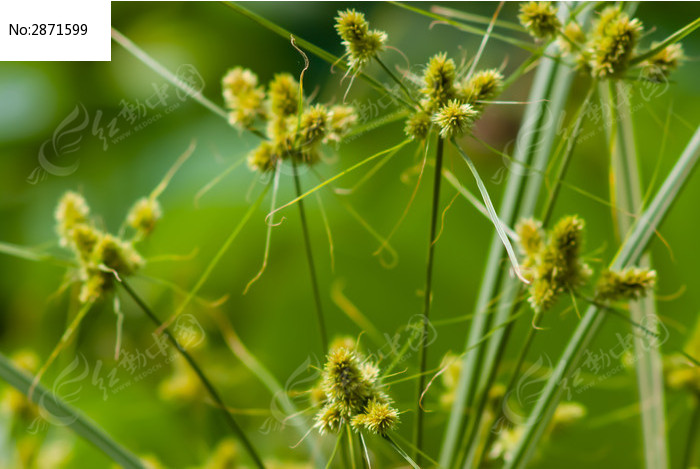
[[414, 135, 444, 463], [683, 395, 700, 469], [118, 280, 266, 469], [292, 158, 328, 354]]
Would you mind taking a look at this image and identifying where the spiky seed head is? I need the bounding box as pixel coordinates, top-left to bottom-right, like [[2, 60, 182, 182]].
[[528, 277, 557, 313], [127, 197, 162, 237], [325, 105, 358, 144], [432, 100, 478, 139], [516, 218, 544, 259], [56, 191, 90, 246], [518, 2, 561, 39], [360, 362, 380, 383], [404, 111, 432, 140], [91, 234, 143, 277], [69, 223, 102, 262], [222, 67, 266, 128], [247, 141, 277, 173], [298, 104, 330, 149], [588, 8, 643, 78], [322, 347, 372, 417], [316, 403, 344, 434], [268, 73, 300, 118], [595, 267, 656, 303], [421, 53, 458, 106], [548, 215, 590, 287], [335, 9, 387, 72], [460, 69, 504, 107], [641, 43, 685, 83], [351, 399, 399, 435]]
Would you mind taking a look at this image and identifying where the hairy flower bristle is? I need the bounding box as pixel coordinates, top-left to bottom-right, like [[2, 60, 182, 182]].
[[335, 9, 387, 72], [595, 267, 656, 303], [298, 104, 330, 149], [432, 100, 478, 139], [222, 67, 266, 128], [518, 2, 561, 39]]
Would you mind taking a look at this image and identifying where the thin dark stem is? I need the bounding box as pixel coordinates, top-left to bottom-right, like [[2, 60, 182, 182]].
[[683, 395, 700, 469], [118, 279, 266, 469], [291, 158, 329, 354], [414, 135, 444, 463], [374, 56, 419, 109]]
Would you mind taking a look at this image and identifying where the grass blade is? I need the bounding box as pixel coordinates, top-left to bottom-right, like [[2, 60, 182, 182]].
[[607, 80, 669, 469], [0, 351, 146, 468], [630, 17, 700, 65]]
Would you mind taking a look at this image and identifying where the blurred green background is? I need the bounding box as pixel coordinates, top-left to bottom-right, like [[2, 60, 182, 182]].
[[1, 2, 699, 467]]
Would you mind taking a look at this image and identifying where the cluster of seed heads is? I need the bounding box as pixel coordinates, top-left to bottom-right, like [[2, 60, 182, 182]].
[[222, 67, 357, 172], [314, 341, 398, 436], [335, 9, 387, 74], [407, 54, 503, 140], [55, 191, 160, 303], [519, 2, 685, 81], [517, 216, 656, 313]]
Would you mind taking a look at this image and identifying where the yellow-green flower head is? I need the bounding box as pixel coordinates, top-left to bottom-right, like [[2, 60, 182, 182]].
[[595, 267, 656, 303], [516, 218, 544, 259], [222, 67, 266, 128], [351, 399, 399, 435], [588, 8, 643, 78], [404, 111, 432, 140], [528, 277, 557, 313], [432, 100, 478, 139], [547, 215, 590, 288], [335, 9, 387, 72], [325, 105, 358, 144], [1, 351, 40, 422], [558, 21, 586, 55], [299, 104, 330, 148], [421, 53, 458, 106], [268, 73, 300, 119], [158, 355, 202, 403], [321, 347, 372, 417], [460, 69, 504, 109], [56, 191, 90, 246], [247, 141, 277, 173], [550, 402, 586, 432], [518, 2, 561, 39], [69, 223, 102, 262], [126, 197, 162, 237], [79, 234, 144, 303], [641, 43, 685, 83]]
